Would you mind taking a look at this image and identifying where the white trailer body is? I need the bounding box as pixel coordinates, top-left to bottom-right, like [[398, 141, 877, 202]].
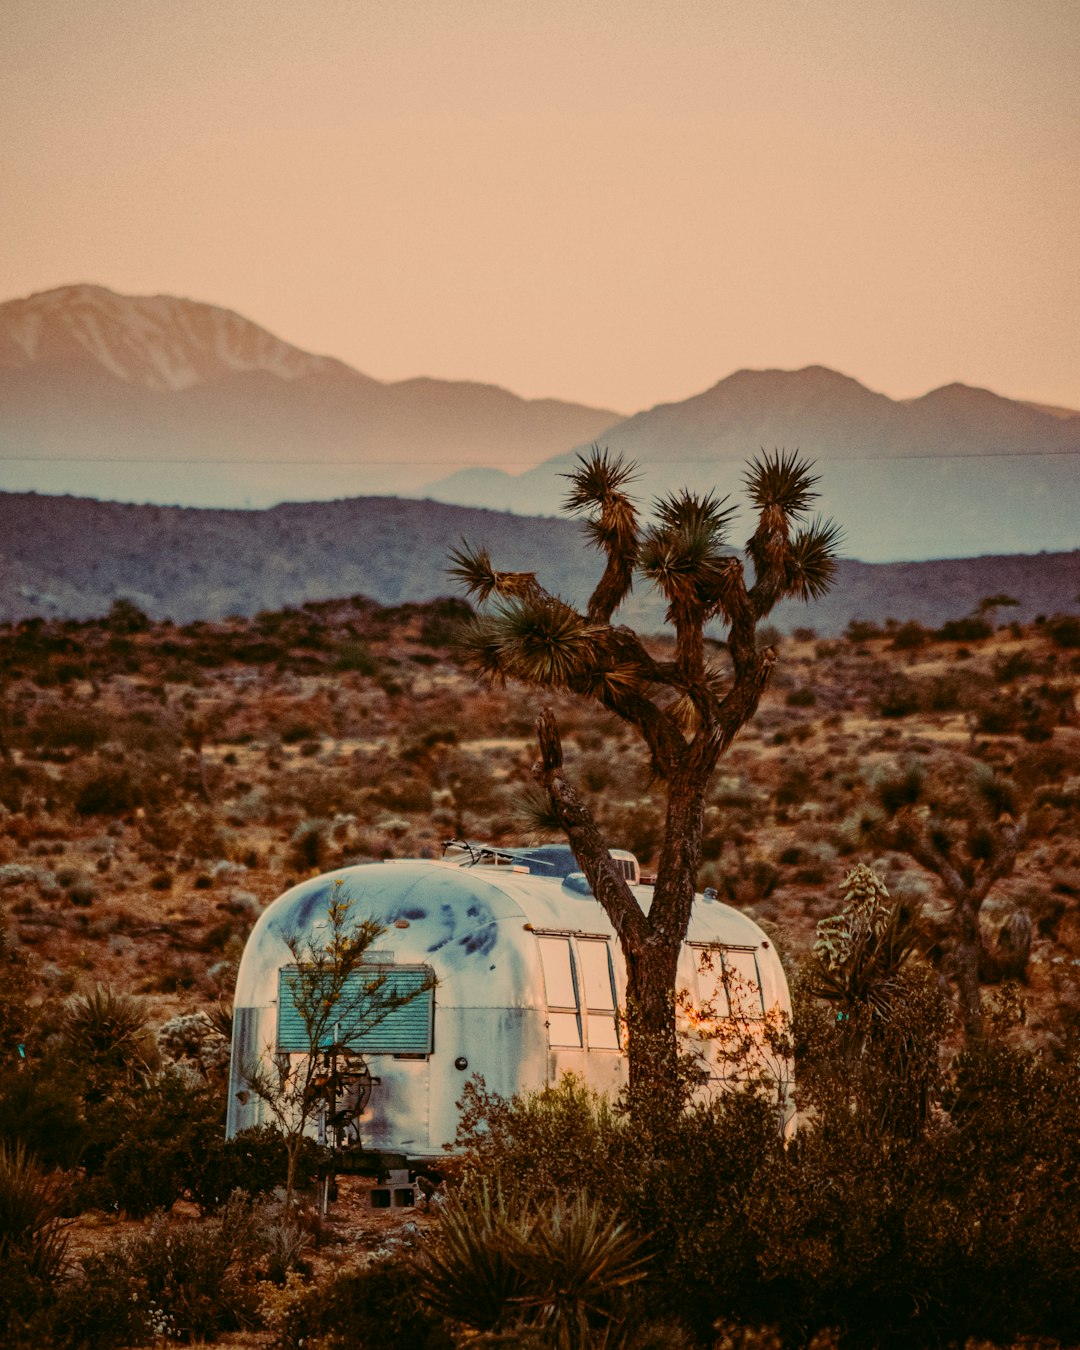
[[226, 857, 792, 1158]]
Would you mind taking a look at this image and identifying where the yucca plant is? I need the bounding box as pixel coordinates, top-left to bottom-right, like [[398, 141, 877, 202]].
[[416, 1188, 649, 1347], [62, 984, 157, 1094], [0, 1142, 68, 1286], [450, 445, 840, 1101], [414, 1184, 534, 1332], [806, 865, 949, 1135], [517, 1195, 650, 1350], [808, 865, 922, 1029]]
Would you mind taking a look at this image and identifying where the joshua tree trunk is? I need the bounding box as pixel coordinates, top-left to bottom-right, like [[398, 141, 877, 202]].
[[953, 899, 986, 1039]]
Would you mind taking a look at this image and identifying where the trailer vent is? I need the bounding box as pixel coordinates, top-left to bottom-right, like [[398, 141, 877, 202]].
[[276, 964, 434, 1055]]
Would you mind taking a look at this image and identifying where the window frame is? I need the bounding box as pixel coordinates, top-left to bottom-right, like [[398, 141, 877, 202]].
[[534, 930, 621, 1052], [685, 942, 766, 1021]]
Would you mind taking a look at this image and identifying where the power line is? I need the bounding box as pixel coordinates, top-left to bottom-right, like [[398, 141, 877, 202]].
[[2, 448, 1080, 468]]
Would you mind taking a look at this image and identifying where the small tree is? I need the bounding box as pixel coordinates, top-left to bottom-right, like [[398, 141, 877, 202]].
[[243, 883, 434, 1202], [858, 762, 1025, 1037], [450, 448, 839, 1100]]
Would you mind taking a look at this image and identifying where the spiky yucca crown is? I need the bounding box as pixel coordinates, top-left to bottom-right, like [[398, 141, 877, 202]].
[[813, 864, 891, 971]]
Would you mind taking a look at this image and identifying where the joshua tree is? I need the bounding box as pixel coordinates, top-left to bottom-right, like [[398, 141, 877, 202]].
[[858, 760, 1026, 1037], [450, 448, 839, 1099]]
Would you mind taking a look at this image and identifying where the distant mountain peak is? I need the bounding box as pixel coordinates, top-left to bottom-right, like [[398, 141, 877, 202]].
[[0, 283, 338, 392]]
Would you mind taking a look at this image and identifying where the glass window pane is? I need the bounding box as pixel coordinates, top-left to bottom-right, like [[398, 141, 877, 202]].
[[577, 940, 616, 1011], [722, 949, 765, 1019], [538, 936, 578, 1009], [693, 946, 729, 1018], [549, 1011, 582, 1047], [587, 1012, 620, 1049]]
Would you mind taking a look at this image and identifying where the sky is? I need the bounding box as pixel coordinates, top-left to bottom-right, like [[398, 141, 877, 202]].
[[2, 0, 1078, 415]]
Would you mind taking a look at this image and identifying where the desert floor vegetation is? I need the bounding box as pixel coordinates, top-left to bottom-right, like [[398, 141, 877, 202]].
[[0, 593, 1078, 1347]]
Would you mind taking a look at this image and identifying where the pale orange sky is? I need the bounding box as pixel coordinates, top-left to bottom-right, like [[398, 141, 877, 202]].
[[2, 0, 1078, 413]]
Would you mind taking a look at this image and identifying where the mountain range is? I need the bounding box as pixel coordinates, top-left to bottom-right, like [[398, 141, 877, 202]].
[[2, 490, 1077, 637], [0, 284, 620, 505], [1, 284, 1079, 563]]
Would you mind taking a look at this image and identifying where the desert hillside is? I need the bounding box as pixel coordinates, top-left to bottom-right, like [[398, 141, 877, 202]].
[[3, 594, 1077, 1031], [3, 488, 1078, 635]]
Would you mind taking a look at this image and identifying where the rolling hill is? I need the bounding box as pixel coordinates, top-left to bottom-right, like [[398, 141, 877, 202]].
[[1, 491, 1076, 636]]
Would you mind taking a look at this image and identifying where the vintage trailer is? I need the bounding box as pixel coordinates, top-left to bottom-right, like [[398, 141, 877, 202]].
[[226, 845, 793, 1160]]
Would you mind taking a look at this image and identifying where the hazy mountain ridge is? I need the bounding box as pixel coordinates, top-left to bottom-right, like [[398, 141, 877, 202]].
[[423, 367, 1080, 562], [3, 285, 1078, 561], [2, 491, 1076, 635], [0, 285, 622, 503]]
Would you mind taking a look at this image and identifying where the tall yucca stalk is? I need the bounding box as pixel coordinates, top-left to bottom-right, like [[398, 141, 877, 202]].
[[450, 445, 840, 1103]]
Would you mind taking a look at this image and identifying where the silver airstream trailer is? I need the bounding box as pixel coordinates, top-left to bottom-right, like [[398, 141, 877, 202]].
[[226, 844, 793, 1161]]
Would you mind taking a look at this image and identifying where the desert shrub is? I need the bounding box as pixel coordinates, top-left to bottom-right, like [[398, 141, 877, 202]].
[[0, 1143, 69, 1337], [69, 748, 180, 817], [288, 817, 331, 873], [334, 640, 379, 674], [936, 615, 993, 642], [783, 687, 816, 707], [416, 1188, 649, 1346], [993, 649, 1040, 682], [875, 679, 919, 719], [890, 621, 930, 650], [106, 598, 151, 634], [60, 985, 157, 1098], [0, 1069, 81, 1169], [0, 913, 34, 1054], [280, 720, 320, 745], [844, 619, 881, 642], [376, 776, 435, 813], [0, 761, 49, 813], [56, 1196, 261, 1349], [71, 764, 143, 816], [973, 696, 1024, 735], [720, 857, 779, 906], [274, 1251, 453, 1350], [189, 1125, 319, 1215], [30, 707, 107, 753], [76, 1069, 225, 1217], [1046, 614, 1080, 648], [419, 597, 473, 648], [773, 764, 813, 807], [456, 1075, 626, 1201]]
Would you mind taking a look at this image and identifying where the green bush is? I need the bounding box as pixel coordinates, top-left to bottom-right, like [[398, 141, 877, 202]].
[[274, 1251, 454, 1350], [875, 679, 920, 719], [0, 1069, 82, 1170], [890, 621, 930, 650], [936, 615, 993, 642], [1046, 614, 1080, 648], [188, 1124, 319, 1215], [78, 1070, 225, 1217], [55, 1196, 261, 1349], [449, 984, 1080, 1348]]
